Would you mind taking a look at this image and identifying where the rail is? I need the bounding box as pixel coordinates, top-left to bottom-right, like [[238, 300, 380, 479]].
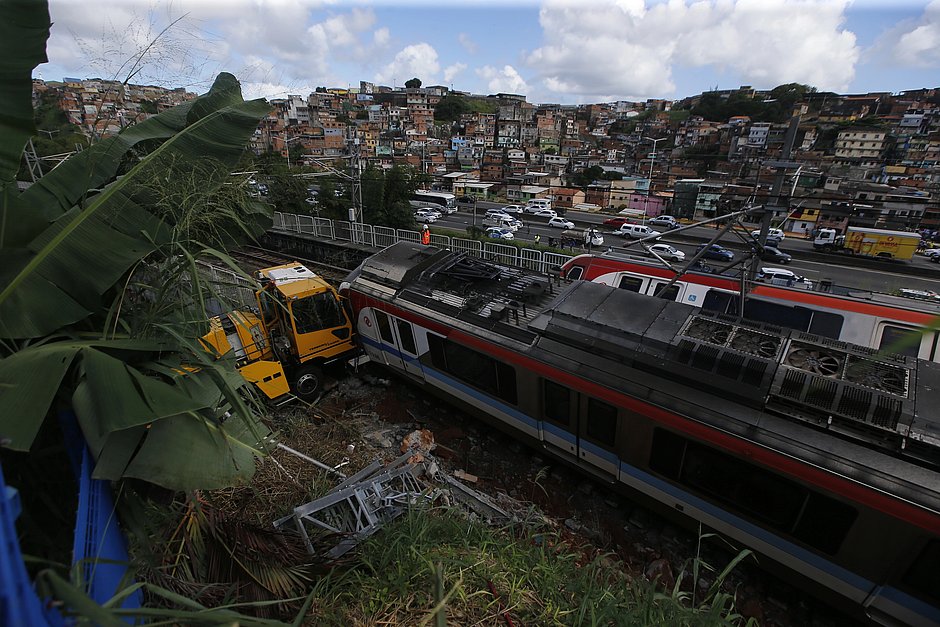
[[272, 212, 574, 276]]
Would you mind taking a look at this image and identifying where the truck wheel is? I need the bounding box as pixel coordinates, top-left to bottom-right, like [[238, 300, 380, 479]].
[[292, 365, 323, 401]]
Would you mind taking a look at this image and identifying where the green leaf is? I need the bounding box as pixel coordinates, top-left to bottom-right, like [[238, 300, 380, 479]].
[[0, 0, 50, 186]]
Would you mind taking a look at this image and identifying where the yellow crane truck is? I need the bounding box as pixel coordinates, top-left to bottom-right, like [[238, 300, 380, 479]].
[[201, 262, 358, 401]]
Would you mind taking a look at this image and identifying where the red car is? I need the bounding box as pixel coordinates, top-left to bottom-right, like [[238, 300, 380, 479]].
[[602, 216, 633, 228]]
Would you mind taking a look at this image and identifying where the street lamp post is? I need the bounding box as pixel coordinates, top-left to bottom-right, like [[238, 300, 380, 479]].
[[642, 136, 665, 225]]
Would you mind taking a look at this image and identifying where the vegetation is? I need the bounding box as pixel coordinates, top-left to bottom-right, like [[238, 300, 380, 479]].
[[404, 77, 422, 89], [690, 83, 816, 123], [571, 164, 626, 188], [434, 94, 498, 123], [360, 164, 424, 228]]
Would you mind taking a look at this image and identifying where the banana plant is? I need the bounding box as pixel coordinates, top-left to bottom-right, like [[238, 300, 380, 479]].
[[0, 0, 274, 491]]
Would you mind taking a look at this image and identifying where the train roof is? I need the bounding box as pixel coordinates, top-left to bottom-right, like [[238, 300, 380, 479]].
[[351, 243, 940, 508]]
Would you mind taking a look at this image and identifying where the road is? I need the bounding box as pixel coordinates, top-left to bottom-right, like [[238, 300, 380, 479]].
[[437, 201, 940, 294]]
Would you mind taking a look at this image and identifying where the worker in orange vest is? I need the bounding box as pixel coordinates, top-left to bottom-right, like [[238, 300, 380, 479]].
[[421, 224, 431, 245]]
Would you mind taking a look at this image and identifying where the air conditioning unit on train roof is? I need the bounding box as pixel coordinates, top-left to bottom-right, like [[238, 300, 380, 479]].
[[767, 332, 918, 451]]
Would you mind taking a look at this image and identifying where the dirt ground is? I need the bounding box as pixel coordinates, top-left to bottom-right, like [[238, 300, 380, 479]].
[[278, 364, 856, 627]]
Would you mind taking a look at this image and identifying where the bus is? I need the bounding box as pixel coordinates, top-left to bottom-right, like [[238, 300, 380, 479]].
[[410, 190, 457, 213]]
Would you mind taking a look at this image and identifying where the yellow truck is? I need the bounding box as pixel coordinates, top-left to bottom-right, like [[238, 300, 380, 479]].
[[813, 226, 919, 261], [201, 262, 358, 400]]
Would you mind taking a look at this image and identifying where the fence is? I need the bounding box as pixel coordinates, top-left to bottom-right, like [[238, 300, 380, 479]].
[[272, 212, 574, 275]]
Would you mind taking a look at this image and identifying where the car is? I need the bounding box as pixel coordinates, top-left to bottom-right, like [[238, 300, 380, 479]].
[[457, 195, 476, 205], [603, 216, 633, 228], [548, 217, 576, 229], [696, 243, 734, 261], [414, 208, 440, 223], [524, 200, 552, 213], [922, 247, 940, 259], [532, 208, 558, 219], [646, 243, 686, 261], [485, 208, 512, 219], [750, 232, 783, 247], [648, 215, 679, 230], [615, 224, 662, 239], [751, 228, 786, 242], [485, 226, 514, 240], [760, 246, 792, 264], [500, 205, 524, 214], [758, 267, 812, 288]]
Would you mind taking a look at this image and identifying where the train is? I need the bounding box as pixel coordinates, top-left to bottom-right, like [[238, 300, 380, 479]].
[[561, 252, 940, 363], [341, 241, 940, 626]]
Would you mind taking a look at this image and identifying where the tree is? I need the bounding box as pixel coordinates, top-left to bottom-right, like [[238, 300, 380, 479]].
[[0, 5, 273, 492], [405, 77, 422, 89]]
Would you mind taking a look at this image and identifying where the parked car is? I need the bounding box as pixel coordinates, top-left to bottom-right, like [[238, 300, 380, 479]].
[[500, 204, 524, 214], [760, 246, 792, 264], [648, 215, 679, 230], [531, 208, 558, 219], [758, 267, 812, 288], [603, 216, 633, 228], [549, 216, 576, 229], [485, 226, 514, 240], [457, 195, 476, 205], [646, 243, 686, 261], [696, 243, 734, 261], [414, 208, 440, 223], [615, 224, 662, 239], [524, 199, 552, 213], [751, 228, 786, 242]]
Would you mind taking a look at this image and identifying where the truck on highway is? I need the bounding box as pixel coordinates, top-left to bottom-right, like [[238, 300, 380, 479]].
[[201, 262, 358, 401], [812, 226, 919, 260]]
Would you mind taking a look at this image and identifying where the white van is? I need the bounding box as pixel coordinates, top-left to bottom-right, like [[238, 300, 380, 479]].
[[525, 199, 552, 213], [615, 224, 662, 239], [483, 215, 520, 231]]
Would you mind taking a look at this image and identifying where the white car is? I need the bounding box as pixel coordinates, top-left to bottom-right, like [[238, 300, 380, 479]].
[[922, 247, 940, 259], [485, 208, 512, 219], [759, 267, 811, 288], [524, 201, 552, 213], [532, 208, 558, 219], [751, 228, 786, 242], [414, 209, 439, 223], [485, 226, 514, 240], [646, 243, 686, 261], [500, 204, 524, 214], [548, 217, 575, 229]]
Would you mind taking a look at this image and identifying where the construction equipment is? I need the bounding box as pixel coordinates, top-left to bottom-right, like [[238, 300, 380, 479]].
[[813, 226, 919, 260], [201, 262, 358, 400]]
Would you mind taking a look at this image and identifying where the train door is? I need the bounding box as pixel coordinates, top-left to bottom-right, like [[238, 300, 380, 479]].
[[361, 308, 404, 370], [539, 380, 618, 479], [391, 317, 425, 378]]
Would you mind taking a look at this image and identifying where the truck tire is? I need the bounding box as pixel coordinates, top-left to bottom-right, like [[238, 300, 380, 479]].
[[292, 365, 323, 401]]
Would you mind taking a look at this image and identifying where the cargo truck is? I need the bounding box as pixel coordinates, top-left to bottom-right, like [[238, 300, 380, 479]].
[[201, 262, 358, 401], [812, 226, 919, 260]]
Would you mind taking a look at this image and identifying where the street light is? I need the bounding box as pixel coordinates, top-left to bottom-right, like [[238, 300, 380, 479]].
[[642, 136, 665, 225]]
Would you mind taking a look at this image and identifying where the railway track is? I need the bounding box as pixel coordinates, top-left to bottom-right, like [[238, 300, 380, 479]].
[[232, 246, 352, 283]]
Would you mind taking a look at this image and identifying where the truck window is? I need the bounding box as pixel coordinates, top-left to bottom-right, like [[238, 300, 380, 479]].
[[292, 292, 347, 334]]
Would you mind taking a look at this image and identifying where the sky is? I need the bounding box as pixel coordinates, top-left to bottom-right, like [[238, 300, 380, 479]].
[[36, 0, 940, 105]]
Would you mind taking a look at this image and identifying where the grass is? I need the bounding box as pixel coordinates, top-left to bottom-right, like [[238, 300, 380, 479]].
[[302, 506, 756, 626]]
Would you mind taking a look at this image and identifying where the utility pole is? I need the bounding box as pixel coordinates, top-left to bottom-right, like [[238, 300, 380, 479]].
[[642, 137, 665, 225]]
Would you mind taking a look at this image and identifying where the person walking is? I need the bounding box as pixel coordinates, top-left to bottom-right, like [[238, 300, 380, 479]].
[[421, 224, 431, 245]]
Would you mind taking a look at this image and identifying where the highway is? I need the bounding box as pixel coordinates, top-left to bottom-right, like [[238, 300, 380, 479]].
[[434, 201, 940, 295]]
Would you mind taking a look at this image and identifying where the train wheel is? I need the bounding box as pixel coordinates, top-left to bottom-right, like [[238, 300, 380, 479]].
[[292, 365, 323, 401]]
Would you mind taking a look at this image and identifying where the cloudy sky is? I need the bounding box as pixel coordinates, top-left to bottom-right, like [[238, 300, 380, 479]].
[[37, 0, 940, 104]]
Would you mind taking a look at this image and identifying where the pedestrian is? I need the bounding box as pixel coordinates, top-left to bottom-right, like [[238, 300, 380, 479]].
[[548, 236, 557, 248], [421, 224, 430, 245], [534, 234, 541, 246], [527, 223, 531, 235]]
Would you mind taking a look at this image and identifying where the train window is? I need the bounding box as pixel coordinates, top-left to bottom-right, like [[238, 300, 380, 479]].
[[649, 429, 685, 478], [807, 310, 843, 339], [395, 320, 417, 355], [566, 266, 583, 280], [292, 292, 347, 334], [879, 325, 921, 358], [426, 335, 517, 404], [903, 540, 940, 603], [652, 283, 680, 301], [618, 276, 643, 292], [585, 398, 617, 446], [374, 310, 394, 343], [744, 300, 811, 331], [791, 493, 856, 555], [543, 380, 570, 427], [702, 290, 738, 314]]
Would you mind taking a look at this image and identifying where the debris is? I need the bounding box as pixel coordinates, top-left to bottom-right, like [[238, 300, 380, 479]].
[[454, 469, 478, 483], [275, 442, 346, 479], [400, 428, 435, 455]]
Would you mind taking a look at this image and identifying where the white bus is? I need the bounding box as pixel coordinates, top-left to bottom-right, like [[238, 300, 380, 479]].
[[410, 190, 457, 213]]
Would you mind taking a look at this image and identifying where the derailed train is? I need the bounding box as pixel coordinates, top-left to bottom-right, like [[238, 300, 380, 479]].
[[342, 242, 940, 625]]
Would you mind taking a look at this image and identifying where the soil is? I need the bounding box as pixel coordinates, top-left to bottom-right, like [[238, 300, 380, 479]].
[[285, 364, 856, 627]]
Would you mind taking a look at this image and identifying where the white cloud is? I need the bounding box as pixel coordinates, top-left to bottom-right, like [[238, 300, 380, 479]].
[[373, 27, 390, 46], [374, 43, 441, 85], [527, 0, 860, 100], [477, 65, 529, 94], [443, 62, 467, 83], [458, 33, 478, 54], [888, 0, 940, 67]]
